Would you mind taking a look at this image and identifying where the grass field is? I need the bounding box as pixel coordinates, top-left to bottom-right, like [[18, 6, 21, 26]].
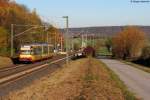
[[98, 47, 112, 56]]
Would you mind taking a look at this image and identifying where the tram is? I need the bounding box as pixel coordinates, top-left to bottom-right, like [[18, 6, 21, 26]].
[[19, 43, 54, 62]]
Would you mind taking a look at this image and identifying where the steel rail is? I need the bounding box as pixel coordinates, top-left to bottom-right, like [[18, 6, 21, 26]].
[[0, 55, 73, 85]]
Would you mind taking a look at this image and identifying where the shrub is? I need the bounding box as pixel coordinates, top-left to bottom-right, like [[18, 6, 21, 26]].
[[0, 27, 9, 56], [112, 26, 146, 59], [141, 46, 150, 60], [83, 46, 95, 57], [105, 37, 112, 52]]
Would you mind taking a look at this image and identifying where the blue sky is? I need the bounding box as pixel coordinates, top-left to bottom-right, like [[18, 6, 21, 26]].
[[15, 0, 150, 28]]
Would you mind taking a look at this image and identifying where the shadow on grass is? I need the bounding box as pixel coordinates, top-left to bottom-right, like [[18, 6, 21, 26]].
[[132, 58, 150, 68], [11, 57, 21, 64], [10, 57, 32, 64]]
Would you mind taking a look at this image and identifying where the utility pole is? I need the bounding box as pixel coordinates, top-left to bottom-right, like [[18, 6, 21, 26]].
[[68, 33, 70, 51], [55, 32, 57, 49], [86, 34, 88, 47], [61, 36, 63, 52], [63, 16, 69, 65], [81, 34, 83, 48], [47, 32, 49, 43], [44, 25, 49, 43], [11, 24, 14, 57], [72, 32, 74, 51], [92, 34, 94, 47]]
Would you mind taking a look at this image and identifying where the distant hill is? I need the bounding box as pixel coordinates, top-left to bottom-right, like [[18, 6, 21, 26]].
[[61, 26, 150, 37]]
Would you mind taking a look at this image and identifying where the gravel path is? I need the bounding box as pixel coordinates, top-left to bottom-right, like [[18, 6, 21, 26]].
[[100, 59, 150, 100]]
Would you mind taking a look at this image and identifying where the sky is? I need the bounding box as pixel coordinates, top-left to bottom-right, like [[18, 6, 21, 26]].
[[15, 0, 150, 28]]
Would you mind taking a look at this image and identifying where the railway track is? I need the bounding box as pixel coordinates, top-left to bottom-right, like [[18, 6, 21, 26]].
[[0, 55, 64, 79], [0, 64, 26, 73], [0, 54, 72, 85]]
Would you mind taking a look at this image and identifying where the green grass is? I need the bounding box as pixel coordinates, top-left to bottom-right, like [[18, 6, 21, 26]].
[[121, 60, 150, 73], [100, 61, 136, 100], [98, 47, 112, 56]]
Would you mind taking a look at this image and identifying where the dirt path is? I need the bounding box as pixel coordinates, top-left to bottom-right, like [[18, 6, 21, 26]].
[[100, 59, 150, 100], [3, 58, 125, 100]]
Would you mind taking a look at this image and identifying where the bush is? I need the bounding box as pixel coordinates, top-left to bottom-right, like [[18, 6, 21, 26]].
[[83, 46, 95, 57], [141, 46, 150, 60], [131, 46, 150, 67], [112, 26, 146, 59], [0, 27, 9, 56], [105, 37, 112, 52]]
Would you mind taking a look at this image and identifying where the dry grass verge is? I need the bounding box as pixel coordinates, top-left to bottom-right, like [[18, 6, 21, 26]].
[[0, 56, 13, 68], [121, 60, 150, 73], [3, 58, 135, 100]]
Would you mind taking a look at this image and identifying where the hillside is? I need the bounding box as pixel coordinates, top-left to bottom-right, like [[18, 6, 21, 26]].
[[61, 26, 150, 37]]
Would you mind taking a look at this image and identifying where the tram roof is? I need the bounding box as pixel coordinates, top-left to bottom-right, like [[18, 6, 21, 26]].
[[21, 43, 53, 47]]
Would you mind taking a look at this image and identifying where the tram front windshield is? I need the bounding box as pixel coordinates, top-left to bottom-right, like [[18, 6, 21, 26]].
[[21, 50, 33, 55]]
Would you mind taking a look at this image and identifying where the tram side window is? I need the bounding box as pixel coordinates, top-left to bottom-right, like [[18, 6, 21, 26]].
[[49, 46, 53, 53], [34, 47, 42, 55], [43, 46, 48, 54]]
